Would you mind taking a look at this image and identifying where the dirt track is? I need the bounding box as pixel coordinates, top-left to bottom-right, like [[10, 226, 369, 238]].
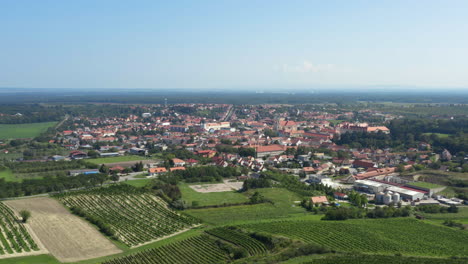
[[5, 197, 121, 263]]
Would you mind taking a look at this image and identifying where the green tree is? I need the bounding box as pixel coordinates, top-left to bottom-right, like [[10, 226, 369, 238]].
[[110, 173, 120, 183], [19, 210, 31, 223], [99, 164, 109, 174], [87, 150, 99, 158]]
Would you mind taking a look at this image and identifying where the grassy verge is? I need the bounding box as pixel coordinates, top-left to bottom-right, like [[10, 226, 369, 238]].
[[0, 254, 60, 264]]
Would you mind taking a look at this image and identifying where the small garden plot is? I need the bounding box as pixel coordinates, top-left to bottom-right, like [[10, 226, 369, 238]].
[[0, 202, 39, 257], [56, 185, 199, 247]]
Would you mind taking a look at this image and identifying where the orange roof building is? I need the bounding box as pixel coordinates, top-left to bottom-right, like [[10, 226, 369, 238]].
[[311, 196, 329, 204]]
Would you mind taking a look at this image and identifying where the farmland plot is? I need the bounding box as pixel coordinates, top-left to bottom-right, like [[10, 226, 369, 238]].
[[4, 197, 121, 263], [56, 185, 200, 247]]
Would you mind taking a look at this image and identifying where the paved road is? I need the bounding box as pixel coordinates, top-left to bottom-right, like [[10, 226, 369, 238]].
[[222, 105, 234, 121]]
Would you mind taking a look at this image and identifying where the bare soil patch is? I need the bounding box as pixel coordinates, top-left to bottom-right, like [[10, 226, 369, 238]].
[[4, 197, 121, 263], [189, 180, 244, 193]]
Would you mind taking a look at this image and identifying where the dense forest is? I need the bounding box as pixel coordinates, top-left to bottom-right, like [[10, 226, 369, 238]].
[[0, 104, 65, 124]]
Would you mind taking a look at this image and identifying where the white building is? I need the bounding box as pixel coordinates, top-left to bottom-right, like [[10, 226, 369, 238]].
[[203, 122, 230, 131]]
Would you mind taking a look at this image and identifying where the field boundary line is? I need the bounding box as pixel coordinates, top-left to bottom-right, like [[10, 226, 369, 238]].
[[129, 224, 202, 249]]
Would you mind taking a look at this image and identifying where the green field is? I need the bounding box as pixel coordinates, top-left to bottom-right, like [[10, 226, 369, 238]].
[[123, 179, 152, 187], [0, 168, 18, 182], [407, 181, 444, 189], [186, 188, 306, 225], [179, 182, 249, 207], [420, 207, 468, 221], [0, 122, 57, 140], [240, 218, 468, 257], [87, 156, 151, 164], [0, 254, 59, 264]]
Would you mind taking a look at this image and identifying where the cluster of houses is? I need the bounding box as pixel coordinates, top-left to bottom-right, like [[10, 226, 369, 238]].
[[46, 104, 457, 200]]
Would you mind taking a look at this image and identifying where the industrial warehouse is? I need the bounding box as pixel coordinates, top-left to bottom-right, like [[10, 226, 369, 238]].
[[354, 179, 426, 202]]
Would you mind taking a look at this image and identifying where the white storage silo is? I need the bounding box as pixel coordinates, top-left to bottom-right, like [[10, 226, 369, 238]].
[[392, 192, 400, 203], [383, 193, 392, 205], [376, 192, 385, 204]]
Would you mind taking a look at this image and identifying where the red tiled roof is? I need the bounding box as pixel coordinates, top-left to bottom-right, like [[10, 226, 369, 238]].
[[256, 145, 285, 153], [311, 196, 328, 204]]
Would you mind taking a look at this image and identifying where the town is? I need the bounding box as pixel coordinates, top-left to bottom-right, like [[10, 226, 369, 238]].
[[1, 0, 468, 263], [0, 101, 467, 264], [47, 103, 467, 206]]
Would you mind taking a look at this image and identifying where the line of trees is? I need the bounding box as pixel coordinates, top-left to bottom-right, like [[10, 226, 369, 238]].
[[171, 166, 240, 183], [0, 173, 109, 198]]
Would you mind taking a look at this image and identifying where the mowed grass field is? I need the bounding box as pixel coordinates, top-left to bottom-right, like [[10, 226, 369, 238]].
[[186, 188, 306, 225], [0, 122, 57, 140], [87, 156, 151, 165], [178, 182, 249, 207]]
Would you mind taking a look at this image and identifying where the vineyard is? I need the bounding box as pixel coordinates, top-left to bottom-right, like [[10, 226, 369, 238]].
[[287, 254, 468, 264], [0, 202, 39, 256], [240, 218, 468, 257], [205, 227, 268, 256], [55, 185, 199, 247], [102, 234, 229, 264]]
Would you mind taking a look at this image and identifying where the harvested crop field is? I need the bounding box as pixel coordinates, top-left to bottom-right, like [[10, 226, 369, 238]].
[[4, 197, 121, 263], [189, 180, 244, 193]]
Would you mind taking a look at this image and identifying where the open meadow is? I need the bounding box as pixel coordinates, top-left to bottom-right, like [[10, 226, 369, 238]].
[[0, 122, 57, 140], [4, 197, 121, 263], [186, 188, 306, 225]]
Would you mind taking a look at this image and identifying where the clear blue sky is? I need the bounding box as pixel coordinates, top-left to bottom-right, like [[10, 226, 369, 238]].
[[1, 0, 467, 90]]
